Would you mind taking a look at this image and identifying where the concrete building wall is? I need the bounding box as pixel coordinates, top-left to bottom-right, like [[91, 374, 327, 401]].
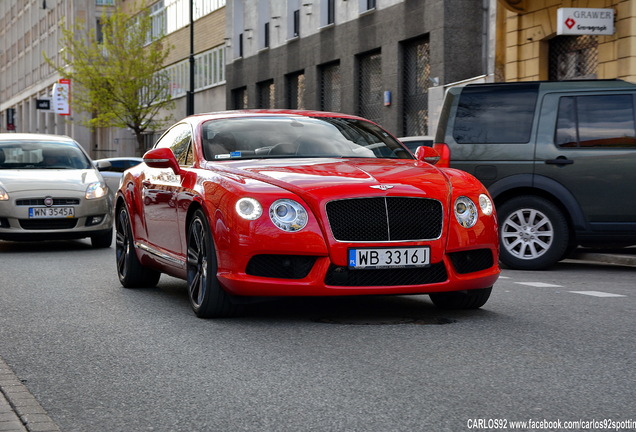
[[225, 0, 487, 137]]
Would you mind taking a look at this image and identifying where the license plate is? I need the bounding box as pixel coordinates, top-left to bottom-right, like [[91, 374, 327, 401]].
[[29, 207, 75, 218], [348, 247, 430, 269]]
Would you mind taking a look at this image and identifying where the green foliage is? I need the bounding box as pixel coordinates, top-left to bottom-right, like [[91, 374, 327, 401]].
[[44, 5, 175, 151]]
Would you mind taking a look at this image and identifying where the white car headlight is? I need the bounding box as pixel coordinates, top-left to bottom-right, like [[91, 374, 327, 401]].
[[85, 182, 108, 200], [479, 193, 493, 216], [454, 196, 478, 228], [236, 197, 263, 220], [269, 199, 308, 232], [0, 185, 8, 201]]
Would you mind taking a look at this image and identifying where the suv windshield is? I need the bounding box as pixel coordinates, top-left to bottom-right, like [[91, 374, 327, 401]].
[[201, 116, 411, 161], [0, 141, 92, 170]]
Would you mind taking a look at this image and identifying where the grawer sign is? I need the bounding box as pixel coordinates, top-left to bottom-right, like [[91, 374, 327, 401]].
[[557, 8, 615, 36]]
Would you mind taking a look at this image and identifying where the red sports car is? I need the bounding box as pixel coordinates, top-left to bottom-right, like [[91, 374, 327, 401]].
[[115, 110, 499, 318]]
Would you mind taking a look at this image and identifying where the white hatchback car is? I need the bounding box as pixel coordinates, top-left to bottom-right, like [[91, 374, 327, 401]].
[[0, 133, 113, 248]]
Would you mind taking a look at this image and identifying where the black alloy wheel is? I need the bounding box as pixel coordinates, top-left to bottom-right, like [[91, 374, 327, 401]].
[[187, 209, 236, 318], [115, 205, 161, 288]]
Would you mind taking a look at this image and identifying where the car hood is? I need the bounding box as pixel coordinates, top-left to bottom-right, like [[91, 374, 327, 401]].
[[214, 158, 452, 202], [0, 169, 103, 193]]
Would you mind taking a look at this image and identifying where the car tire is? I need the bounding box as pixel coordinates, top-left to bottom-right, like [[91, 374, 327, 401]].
[[115, 205, 161, 288], [91, 229, 113, 248], [429, 287, 492, 309], [187, 209, 237, 318], [498, 196, 569, 270]]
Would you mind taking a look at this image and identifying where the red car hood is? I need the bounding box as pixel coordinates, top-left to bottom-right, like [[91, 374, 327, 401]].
[[213, 158, 451, 202]]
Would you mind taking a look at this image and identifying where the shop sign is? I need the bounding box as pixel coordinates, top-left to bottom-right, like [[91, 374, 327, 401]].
[[557, 8, 614, 36]]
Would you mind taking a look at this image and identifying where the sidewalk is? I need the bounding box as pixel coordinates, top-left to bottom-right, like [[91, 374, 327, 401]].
[[0, 357, 60, 432]]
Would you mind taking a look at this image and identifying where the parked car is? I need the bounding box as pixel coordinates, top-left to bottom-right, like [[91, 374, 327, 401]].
[[0, 133, 113, 247], [434, 79, 636, 270], [94, 157, 143, 195], [398, 136, 434, 153], [115, 110, 499, 318]]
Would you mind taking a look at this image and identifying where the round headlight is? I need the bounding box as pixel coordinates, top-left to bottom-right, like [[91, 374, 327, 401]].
[[269, 199, 308, 232], [236, 197, 263, 220], [479, 193, 493, 216], [454, 196, 478, 228]]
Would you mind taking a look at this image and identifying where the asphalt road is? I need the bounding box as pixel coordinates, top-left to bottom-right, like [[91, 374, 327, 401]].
[[0, 239, 635, 432]]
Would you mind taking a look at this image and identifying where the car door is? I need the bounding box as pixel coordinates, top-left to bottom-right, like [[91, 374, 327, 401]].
[[534, 92, 636, 230], [142, 123, 194, 254]]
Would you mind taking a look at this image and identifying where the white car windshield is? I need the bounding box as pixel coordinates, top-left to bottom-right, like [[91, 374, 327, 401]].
[[0, 141, 93, 170], [201, 116, 412, 161]]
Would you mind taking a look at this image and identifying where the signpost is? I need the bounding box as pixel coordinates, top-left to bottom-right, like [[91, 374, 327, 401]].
[[557, 8, 615, 36]]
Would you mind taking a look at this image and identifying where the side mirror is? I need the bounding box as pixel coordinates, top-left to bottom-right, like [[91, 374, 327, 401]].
[[95, 160, 112, 171], [143, 148, 181, 174], [415, 145, 440, 165]]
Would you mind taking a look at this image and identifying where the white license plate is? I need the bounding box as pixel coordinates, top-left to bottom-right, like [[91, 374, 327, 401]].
[[29, 207, 75, 218], [348, 247, 430, 269]]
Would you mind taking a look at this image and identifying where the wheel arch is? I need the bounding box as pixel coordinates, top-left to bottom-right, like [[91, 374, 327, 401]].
[[488, 174, 587, 233]]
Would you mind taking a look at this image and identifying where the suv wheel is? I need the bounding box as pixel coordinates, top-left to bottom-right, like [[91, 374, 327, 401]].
[[498, 196, 569, 270]]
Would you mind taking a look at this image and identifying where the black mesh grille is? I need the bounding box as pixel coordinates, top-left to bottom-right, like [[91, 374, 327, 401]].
[[449, 249, 494, 274], [246, 255, 317, 279], [0, 217, 9, 228], [19, 219, 78, 230], [16, 198, 80, 206], [326, 197, 442, 241], [325, 262, 447, 287]]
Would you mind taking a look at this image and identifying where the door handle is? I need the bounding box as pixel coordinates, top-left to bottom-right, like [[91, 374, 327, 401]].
[[545, 157, 574, 166]]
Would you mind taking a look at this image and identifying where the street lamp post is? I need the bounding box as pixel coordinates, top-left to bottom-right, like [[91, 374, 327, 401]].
[[186, 0, 195, 116]]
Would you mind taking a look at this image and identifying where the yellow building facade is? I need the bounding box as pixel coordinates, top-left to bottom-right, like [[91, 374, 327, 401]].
[[498, 0, 636, 83]]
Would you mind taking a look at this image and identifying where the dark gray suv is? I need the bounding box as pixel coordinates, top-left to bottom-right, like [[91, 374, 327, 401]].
[[434, 79, 636, 270]]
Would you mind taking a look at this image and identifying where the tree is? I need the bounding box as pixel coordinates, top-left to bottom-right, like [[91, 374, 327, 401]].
[[45, 5, 175, 154]]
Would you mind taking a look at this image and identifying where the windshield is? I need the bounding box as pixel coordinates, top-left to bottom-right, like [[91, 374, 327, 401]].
[[201, 116, 412, 161], [0, 141, 93, 170]]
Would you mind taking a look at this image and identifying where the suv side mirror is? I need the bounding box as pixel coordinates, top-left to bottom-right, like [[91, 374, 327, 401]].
[[415, 145, 440, 165], [95, 160, 112, 171], [143, 148, 181, 174]]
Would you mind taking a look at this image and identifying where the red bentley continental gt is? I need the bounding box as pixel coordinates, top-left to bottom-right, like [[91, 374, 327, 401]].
[[115, 110, 499, 318]]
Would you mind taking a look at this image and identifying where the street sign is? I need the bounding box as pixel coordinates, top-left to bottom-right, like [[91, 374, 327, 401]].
[[557, 8, 614, 36], [36, 99, 51, 110], [52, 79, 71, 115]]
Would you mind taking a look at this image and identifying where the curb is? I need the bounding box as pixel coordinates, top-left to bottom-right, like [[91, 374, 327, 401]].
[[0, 357, 60, 432]]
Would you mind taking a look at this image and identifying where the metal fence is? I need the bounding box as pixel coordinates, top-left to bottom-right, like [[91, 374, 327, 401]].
[[549, 35, 598, 81], [320, 62, 341, 112], [402, 38, 431, 136], [358, 51, 382, 124]]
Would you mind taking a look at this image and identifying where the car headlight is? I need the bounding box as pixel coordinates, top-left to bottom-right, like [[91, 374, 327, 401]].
[[269, 199, 308, 232], [0, 186, 8, 201], [85, 182, 108, 200], [479, 193, 493, 216], [454, 196, 478, 228], [236, 197, 263, 220]]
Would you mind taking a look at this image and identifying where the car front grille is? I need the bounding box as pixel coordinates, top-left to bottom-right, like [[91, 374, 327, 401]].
[[16, 198, 80, 206], [19, 219, 78, 230], [324, 262, 448, 286], [326, 197, 443, 241], [449, 249, 494, 274]]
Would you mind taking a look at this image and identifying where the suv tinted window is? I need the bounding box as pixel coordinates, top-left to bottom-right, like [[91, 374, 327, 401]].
[[555, 95, 636, 148], [454, 84, 539, 144]]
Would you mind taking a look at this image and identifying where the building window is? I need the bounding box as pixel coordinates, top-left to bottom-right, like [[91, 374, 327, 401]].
[[358, 51, 382, 124], [402, 37, 431, 136], [293, 9, 300, 37], [264, 22, 270, 48], [321, 0, 335, 26], [257, 80, 275, 108], [286, 71, 305, 109], [549, 35, 598, 81], [232, 87, 248, 109], [147, 0, 226, 43], [359, 0, 375, 13], [320, 62, 341, 112]]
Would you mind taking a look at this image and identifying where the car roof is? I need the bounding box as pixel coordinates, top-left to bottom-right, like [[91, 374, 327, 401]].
[[0, 133, 76, 143], [184, 109, 373, 123], [463, 79, 636, 91]]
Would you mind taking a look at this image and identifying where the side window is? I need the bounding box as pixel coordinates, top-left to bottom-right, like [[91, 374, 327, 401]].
[[556, 94, 636, 148], [453, 84, 539, 144], [155, 123, 193, 165]]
